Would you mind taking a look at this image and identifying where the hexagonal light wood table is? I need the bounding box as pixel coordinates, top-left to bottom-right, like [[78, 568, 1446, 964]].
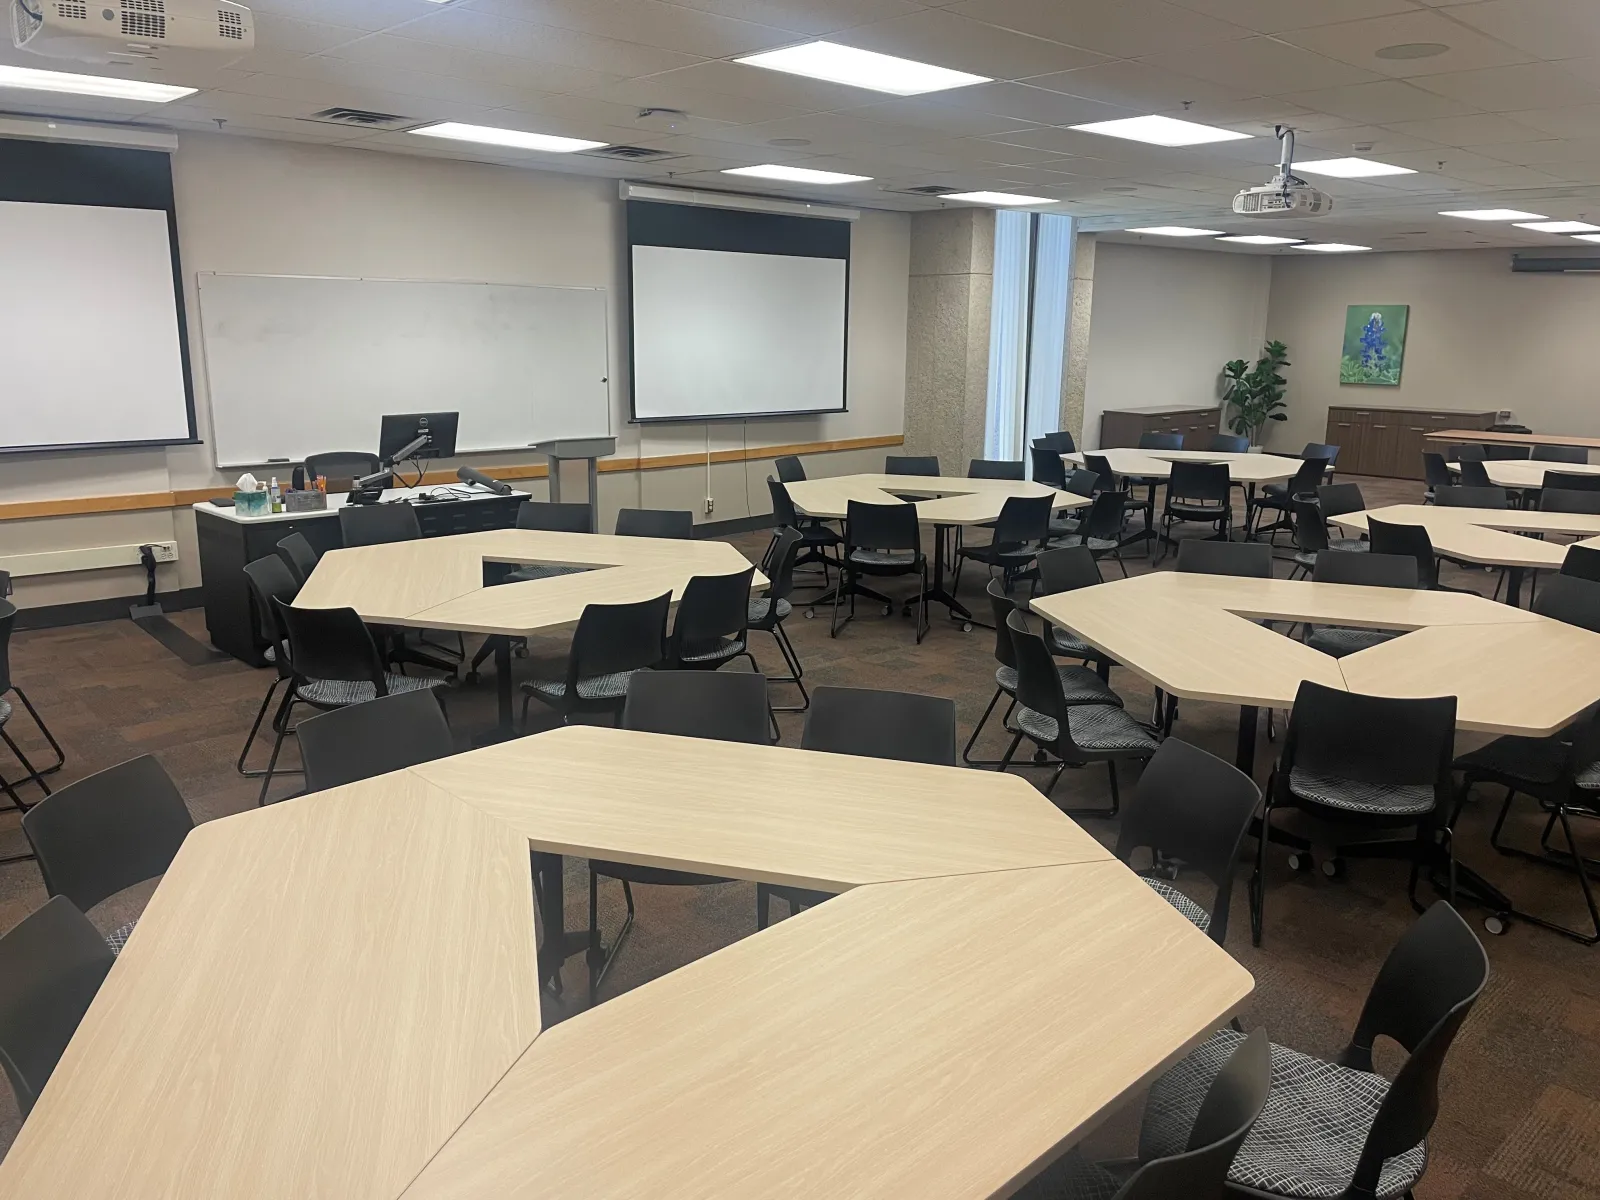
[[1451, 458, 1600, 490], [0, 726, 1252, 1200]]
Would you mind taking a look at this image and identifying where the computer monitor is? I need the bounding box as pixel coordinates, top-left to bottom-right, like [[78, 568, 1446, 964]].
[[378, 412, 459, 464]]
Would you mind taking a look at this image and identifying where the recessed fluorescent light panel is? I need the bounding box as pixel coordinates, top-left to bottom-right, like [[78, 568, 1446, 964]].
[[1571, 234, 1600, 243], [1070, 115, 1251, 147], [1294, 158, 1416, 178], [1298, 243, 1372, 252], [722, 164, 871, 184], [1216, 235, 1303, 245], [0, 65, 196, 102], [1439, 209, 1547, 221], [735, 41, 989, 96], [1515, 220, 1600, 233], [410, 122, 606, 152], [1125, 226, 1226, 237], [941, 191, 1057, 206]]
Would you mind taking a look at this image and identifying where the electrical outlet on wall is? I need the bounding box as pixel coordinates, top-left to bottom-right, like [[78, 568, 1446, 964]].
[[148, 542, 179, 563], [704, 498, 715, 515]]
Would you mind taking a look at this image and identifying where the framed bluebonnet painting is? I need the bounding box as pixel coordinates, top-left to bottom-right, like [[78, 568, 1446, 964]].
[[1340, 305, 1409, 386]]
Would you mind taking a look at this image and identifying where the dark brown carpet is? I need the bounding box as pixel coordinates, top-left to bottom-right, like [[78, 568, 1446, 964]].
[[2, 475, 1597, 1199]]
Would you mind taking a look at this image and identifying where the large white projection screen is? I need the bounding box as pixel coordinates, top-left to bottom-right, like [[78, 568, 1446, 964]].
[[630, 245, 846, 420], [0, 201, 190, 451]]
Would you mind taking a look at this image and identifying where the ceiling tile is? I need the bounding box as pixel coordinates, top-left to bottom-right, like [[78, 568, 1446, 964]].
[[1167, 0, 1416, 35], [1411, 63, 1600, 112], [642, 58, 886, 111], [325, 35, 624, 95], [946, 0, 1253, 60], [1292, 124, 1451, 155], [1024, 59, 1260, 110], [567, 72, 816, 126], [251, 14, 371, 56], [928, 81, 1136, 125], [1282, 79, 1477, 125], [1383, 111, 1550, 144], [658, 0, 927, 37], [694, 111, 941, 151], [1463, 135, 1600, 162], [1280, 10, 1534, 79], [1139, 36, 1386, 94], [1499, 103, 1600, 139], [839, 97, 1034, 138], [402, 10, 701, 78], [247, 0, 444, 34], [835, 9, 1109, 80], [466, 0, 797, 59], [1435, 0, 1600, 62]]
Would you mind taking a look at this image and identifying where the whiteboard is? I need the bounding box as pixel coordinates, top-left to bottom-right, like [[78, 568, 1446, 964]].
[[197, 274, 611, 468]]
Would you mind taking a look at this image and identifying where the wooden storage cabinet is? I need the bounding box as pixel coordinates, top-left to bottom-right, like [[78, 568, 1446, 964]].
[[1325, 407, 1496, 479], [1099, 405, 1222, 449]]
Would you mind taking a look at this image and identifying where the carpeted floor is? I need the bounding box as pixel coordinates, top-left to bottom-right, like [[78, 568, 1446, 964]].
[[3, 474, 1599, 1199]]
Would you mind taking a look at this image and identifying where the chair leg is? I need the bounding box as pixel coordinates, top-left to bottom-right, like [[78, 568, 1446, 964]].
[[1251, 796, 1273, 947], [962, 687, 1006, 766], [997, 730, 1025, 773], [236, 677, 284, 778], [7, 687, 65, 780], [766, 625, 810, 713], [587, 873, 637, 1007], [256, 699, 297, 806], [756, 883, 771, 930], [0, 730, 50, 800], [1105, 760, 1120, 816], [915, 564, 929, 644]]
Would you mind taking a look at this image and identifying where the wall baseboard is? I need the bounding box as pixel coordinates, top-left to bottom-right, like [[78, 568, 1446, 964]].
[[14, 586, 206, 631]]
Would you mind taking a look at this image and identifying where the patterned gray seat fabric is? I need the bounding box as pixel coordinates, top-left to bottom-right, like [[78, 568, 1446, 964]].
[[747, 596, 793, 624], [1046, 626, 1098, 660], [106, 920, 137, 956], [847, 548, 917, 568], [1288, 768, 1435, 817], [1330, 537, 1369, 553], [677, 636, 747, 665], [505, 564, 588, 583], [0, 695, 10, 726], [1051, 535, 1117, 552], [1455, 734, 1567, 785], [1141, 1028, 1427, 1199], [525, 669, 642, 700], [1011, 1150, 1123, 1200], [1305, 627, 1400, 658], [1292, 551, 1317, 571], [1577, 761, 1600, 790], [1009, 703, 1158, 753], [995, 665, 1121, 707], [296, 673, 443, 706], [1141, 876, 1211, 933]]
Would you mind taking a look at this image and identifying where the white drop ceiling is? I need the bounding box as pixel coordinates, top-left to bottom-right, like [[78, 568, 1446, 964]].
[[8, 0, 1600, 251]]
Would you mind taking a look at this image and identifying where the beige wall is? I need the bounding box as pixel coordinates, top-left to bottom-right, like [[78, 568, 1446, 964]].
[[1, 133, 910, 610], [1264, 248, 1594, 454], [1081, 242, 1271, 450]]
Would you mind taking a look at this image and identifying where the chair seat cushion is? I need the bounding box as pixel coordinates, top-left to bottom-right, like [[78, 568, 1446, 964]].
[[505, 564, 588, 583], [1330, 537, 1369, 553], [1012, 1150, 1123, 1200], [800, 522, 840, 545], [0, 696, 9, 726], [956, 543, 1036, 565], [296, 673, 444, 707], [748, 596, 793, 624], [1141, 876, 1212, 933], [1288, 768, 1435, 817], [848, 548, 919, 568], [523, 669, 643, 701], [1166, 502, 1229, 519], [1141, 1028, 1427, 1199], [995, 665, 1121, 706], [1455, 734, 1567, 785], [677, 636, 747, 665], [1305, 627, 1401, 658], [1046, 626, 1098, 659], [1050, 534, 1118, 552], [106, 919, 137, 956], [1009, 703, 1157, 753], [1577, 761, 1600, 791]]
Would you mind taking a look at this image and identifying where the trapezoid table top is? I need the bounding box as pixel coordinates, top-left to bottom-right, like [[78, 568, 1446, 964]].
[[1426, 429, 1600, 450], [1063, 448, 1304, 485], [784, 474, 1090, 526], [1330, 504, 1600, 572]]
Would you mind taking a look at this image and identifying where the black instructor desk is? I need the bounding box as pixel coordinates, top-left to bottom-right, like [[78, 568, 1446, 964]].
[[193, 485, 527, 666]]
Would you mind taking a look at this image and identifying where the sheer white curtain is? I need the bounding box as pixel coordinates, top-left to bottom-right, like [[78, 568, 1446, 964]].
[[1024, 214, 1075, 461]]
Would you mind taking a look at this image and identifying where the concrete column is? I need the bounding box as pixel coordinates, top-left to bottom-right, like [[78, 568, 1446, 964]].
[[903, 207, 994, 473], [1061, 231, 1096, 444]]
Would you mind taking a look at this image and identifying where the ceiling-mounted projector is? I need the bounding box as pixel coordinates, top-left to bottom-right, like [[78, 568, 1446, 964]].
[[11, 0, 253, 68], [1233, 125, 1332, 218]]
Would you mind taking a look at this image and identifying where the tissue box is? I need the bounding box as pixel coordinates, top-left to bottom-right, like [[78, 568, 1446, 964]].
[[284, 489, 328, 513], [234, 490, 269, 517]]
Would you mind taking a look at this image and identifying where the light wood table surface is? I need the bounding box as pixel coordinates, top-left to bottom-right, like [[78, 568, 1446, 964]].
[[402, 860, 1252, 1200], [1452, 459, 1600, 488], [1426, 429, 1600, 451], [1063, 448, 1304, 486]]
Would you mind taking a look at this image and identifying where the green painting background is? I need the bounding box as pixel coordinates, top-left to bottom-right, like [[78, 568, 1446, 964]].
[[1340, 304, 1409, 386]]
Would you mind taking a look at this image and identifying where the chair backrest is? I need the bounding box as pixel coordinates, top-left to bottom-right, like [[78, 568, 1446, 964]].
[[1063, 468, 1098, 497], [1139, 432, 1184, 450], [1532, 571, 1600, 634], [1029, 445, 1069, 489], [339, 502, 421, 548], [21, 754, 193, 914], [1483, 443, 1531, 460], [671, 568, 755, 658], [1005, 610, 1081, 752], [0, 897, 116, 1119], [1315, 482, 1366, 519], [773, 454, 806, 483], [989, 494, 1055, 549], [1035, 545, 1103, 596], [516, 501, 594, 533], [1034, 430, 1076, 453], [1457, 459, 1493, 488], [1120, 1029, 1271, 1200], [624, 671, 770, 744], [760, 526, 805, 604], [1300, 441, 1340, 466], [296, 690, 453, 792], [1206, 434, 1249, 453], [985, 580, 1020, 672], [275, 532, 320, 585], [273, 600, 387, 689], [1533, 444, 1587, 463], [1540, 488, 1600, 515], [615, 508, 694, 539], [1451, 444, 1486, 462], [1175, 540, 1273, 578], [1367, 518, 1437, 587], [1083, 453, 1116, 490], [845, 499, 920, 554], [1284, 455, 1331, 497], [885, 454, 940, 476], [1339, 903, 1489, 1198], [1421, 452, 1454, 490], [1435, 485, 1508, 509], [1115, 738, 1261, 945], [1290, 499, 1330, 555], [1079, 490, 1129, 541], [801, 686, 956, 764], [1167, 460, 1231, 504], [1542, 470, 1600, 492], [0, 600, 16, 695], [567, 592, 671, 685], [1313, 550, 1418, 589], [968, 458, 1025, 481], [305, 451, 380, 483], [242, 555, 301, 676], [1282, 680, 1456, 791], [766, 478, 802, 528], [1561, 542, 1600, 584]]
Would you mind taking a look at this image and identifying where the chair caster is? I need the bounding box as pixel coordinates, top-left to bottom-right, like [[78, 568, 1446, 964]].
[[1484, 913, 1510, 936], [1032, 748, 1049, 764], [805, 608, 815, 619], [961, 621, 973, 632], [884, 604, 894, 617], [1320, 857, 1344, 879], [1286, 852, 1313, 873], [465, 671, 480, 685], [514, 644, 528, 658]]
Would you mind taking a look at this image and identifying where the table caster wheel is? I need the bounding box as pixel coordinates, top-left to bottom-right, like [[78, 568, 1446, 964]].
[[1320, 857, 1344, 880], [805, 608, 815, 619], [884, 604, 894, 616], [962, 621, 973, 632], [1286, 852, 1312, 873], [514, 644, 528, 658], [1032, 749, 1049, 764], [1484, 914, 1509, 936]]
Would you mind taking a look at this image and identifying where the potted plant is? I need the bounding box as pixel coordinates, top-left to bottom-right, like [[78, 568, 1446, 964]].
[[1221, 340, 1290, 449]]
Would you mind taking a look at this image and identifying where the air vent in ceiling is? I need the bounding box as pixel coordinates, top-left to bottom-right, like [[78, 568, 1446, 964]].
[[883, 185, 956, 196], [301, 108, 415, 129], [580, 145, 682, 161]]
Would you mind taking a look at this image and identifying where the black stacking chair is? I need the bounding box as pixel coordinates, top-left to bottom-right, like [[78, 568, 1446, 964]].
[[1534, 570, 1600, 633], [1316, 481, 1366, 523], [1030, 444, 1069, 489], [1250, 456, 1329, 542], [759, 686, 957, 927], [1450, 443, 1486, 462], [1540, 488, 1600, 515], [1085, 451, 1152, 533], [0, 896, 116, 1119], [1034, 430, 1076, 453], [0, 600, 64, 819], [1543, 470, 1600, 492], [1367, 517, 1476, 594], [1033, 545, 1113, 670], [1252, 681, 1457, 945], [768, 478, 840, 588], [1052, 490, 1131, 577], [1435, 485, 1508, 509], [1483, 443, 1532, 460], [833, 500, 928, 643], [338, 502, 421, 547], [1534, 445, 1588, 463], [587, 671, 771, 1002], [1458, 458, 1494, 488], [1018, 1029, 1271, 1200], [1159, 461, 1232, 557], [615, 507, 693, 539], [21, 754, 192, 958], [496, 501, 596, 587], [954, 493, 1054, 594], [774, 454, 806, 483], [1141, 903, 1487, 1200], [238, 555, 304, 785], [521, 592, 671, 728], [968, 458, 1025, 480], [749, 527, 809, 712], [1063, 468, 1098, 497], [1299, 441, 1340, 472], [275, 531, 320, 585], [1139, 432, 1183, 451], [965, 580, 1119, 767], [305, 451, 380, 485], [296, 689, 453, 793], [1175, 539, 1273, 578], [1421, 452, 1454, 503], [1286, 499, 1334, 580], [1562, 542, 1600, 583], [1115, 738, 1261, 946], [669, 568, 757, 673], [1302, 552, 1419, 658], [999, 610, 1156, 815], [885, 454, 940, 476], [1207, 433, 1250, 453]]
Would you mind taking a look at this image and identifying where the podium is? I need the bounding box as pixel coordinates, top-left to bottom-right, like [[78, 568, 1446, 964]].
[[532, 436, 616, 530]]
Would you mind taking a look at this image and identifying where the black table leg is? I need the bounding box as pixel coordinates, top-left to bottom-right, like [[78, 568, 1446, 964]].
[[1504, 565, 1527, 607], [1235, 704, 1259, 775], [496, 638, 514, 734], [907, 522, 975, 625], [533, 851, 588, 994], [1117, 480, 1160, 554]]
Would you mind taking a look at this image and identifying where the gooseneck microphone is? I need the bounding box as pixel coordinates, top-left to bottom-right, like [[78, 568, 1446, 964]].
[[458, 465, 513, 495]]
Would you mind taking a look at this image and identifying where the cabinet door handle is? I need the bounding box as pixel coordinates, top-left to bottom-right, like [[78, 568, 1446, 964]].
[[1373, 424, 1388, 429]]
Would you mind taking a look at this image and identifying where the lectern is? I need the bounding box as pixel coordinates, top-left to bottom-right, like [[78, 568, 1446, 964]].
[[532, 436, 617, 530]]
